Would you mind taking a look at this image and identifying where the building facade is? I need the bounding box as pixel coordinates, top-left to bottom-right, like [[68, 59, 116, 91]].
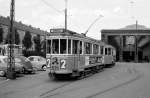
[[101, 24, 150, 62], [0, 16, 48, 51]]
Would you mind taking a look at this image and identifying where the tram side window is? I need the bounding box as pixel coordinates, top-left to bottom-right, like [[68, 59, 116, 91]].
[[93, 44, 99, 54], [47, 40, 51, 54], [105, 48, 108, 55], [68, 39, 71, 54], [100, 46, 104, 55], [73, 40, 79, 54], [108, 48, 111, 55], [79, 41, 82, 54], [60, 39, 67, 54], [52, 39, 59, 54], [84, 42, 92, 54]]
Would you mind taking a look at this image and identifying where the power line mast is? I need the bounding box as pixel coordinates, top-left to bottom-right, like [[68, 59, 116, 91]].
[[6, 0, 16, 79], [65, 0, 68, 31]]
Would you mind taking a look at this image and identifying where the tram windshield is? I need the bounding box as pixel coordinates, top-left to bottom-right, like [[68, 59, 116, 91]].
[[46, 39, 83, 55], [52, 39, 59, 54], [60, 39, 67, 54]]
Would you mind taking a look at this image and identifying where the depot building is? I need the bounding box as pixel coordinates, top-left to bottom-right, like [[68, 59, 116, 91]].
[[101, 24, 150, 62]]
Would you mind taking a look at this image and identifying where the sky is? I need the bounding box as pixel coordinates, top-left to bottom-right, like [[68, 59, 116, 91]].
[[0, 0, 150, 40]]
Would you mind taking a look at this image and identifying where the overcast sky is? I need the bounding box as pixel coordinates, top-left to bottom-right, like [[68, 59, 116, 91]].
[[0, 0, 150, 39]]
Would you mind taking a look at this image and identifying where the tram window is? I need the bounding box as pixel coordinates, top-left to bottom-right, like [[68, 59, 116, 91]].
[[105, 48, 108, 55], [84, 42, 92, 54], [108, 48, 111, 55], [93, 44, 99, 54], [100, 46, 104, 55], [60, 39, 67, 54], [79, 41, 82, 54], [52, 39, 59, 54], [68, 39, 71, 54], [47, 40, 51, 54], [73, 40, 79, 54]]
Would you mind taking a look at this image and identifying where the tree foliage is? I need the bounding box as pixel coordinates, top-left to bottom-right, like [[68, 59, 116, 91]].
[[14, 29, 20, 45], [33, 34, 41, 52], [22, 31, 32, 50], [0, 26, 4, 43]]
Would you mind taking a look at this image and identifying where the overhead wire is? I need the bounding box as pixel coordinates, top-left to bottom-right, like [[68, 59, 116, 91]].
[[40, 0, 64, 15]]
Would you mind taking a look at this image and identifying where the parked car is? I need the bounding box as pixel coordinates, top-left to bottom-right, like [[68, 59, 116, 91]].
[[27, 56, 47, 71], [0, 56, 24, 77], [15, 56, 35, 74]]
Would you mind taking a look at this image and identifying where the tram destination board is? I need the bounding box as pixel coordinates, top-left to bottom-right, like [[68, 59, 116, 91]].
[[50, 28, 65, 33]]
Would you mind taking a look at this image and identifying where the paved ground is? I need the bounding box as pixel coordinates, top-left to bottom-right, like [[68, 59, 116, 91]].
[[0, 63, 149, 98]]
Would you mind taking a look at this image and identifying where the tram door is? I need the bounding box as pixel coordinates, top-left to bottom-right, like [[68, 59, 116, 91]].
[[72, 40, 81, 70]]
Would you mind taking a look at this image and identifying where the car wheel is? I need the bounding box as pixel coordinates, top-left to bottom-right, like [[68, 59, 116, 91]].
[[0, 71, 5, 77], [42, 65, 47, 71]]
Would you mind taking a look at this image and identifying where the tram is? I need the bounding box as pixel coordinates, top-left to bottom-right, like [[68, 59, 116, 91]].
[[46, 28, 116, 79]]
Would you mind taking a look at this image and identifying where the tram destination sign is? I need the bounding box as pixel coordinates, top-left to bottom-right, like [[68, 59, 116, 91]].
[[50, 29, 65, 33]]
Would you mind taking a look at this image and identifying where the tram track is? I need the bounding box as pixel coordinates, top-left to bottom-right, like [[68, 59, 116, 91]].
[[39, 68, 105, 98], [85, 73, 143, 98], [39, 65, 143, 98], [39, 81, 74, 98]]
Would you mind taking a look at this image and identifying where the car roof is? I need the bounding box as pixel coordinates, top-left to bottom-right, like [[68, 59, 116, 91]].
[[0, 56, 7, 59]]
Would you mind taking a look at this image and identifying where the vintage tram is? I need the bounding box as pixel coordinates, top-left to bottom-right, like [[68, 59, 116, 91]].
[[46, 28, 116, 79]]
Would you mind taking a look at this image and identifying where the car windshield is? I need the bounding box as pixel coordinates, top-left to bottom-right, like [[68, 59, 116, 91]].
[[28, 57, 34, 61]]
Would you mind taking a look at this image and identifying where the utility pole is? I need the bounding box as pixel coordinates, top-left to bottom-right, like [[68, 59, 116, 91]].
[[6, 0, 16, 79], [65, 0, 67, 31], [135, 20, 138, 63]]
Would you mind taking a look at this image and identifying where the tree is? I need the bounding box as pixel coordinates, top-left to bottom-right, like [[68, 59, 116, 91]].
[[33, 34, 41, 52], [22, 31, 32, 50], [41, 40, 46, 52], [5, 30, 11, 44], [14, 29, 20, 45], [0, 26, 4, 43]]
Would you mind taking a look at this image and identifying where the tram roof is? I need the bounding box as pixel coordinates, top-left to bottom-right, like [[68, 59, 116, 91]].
[[47, 28, 104, 44]]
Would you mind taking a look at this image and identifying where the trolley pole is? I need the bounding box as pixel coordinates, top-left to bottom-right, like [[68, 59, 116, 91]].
[[6, 0, 16, 79]]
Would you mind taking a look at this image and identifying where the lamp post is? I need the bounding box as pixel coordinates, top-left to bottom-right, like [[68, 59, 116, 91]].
[[6, 0, 16, 79]]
